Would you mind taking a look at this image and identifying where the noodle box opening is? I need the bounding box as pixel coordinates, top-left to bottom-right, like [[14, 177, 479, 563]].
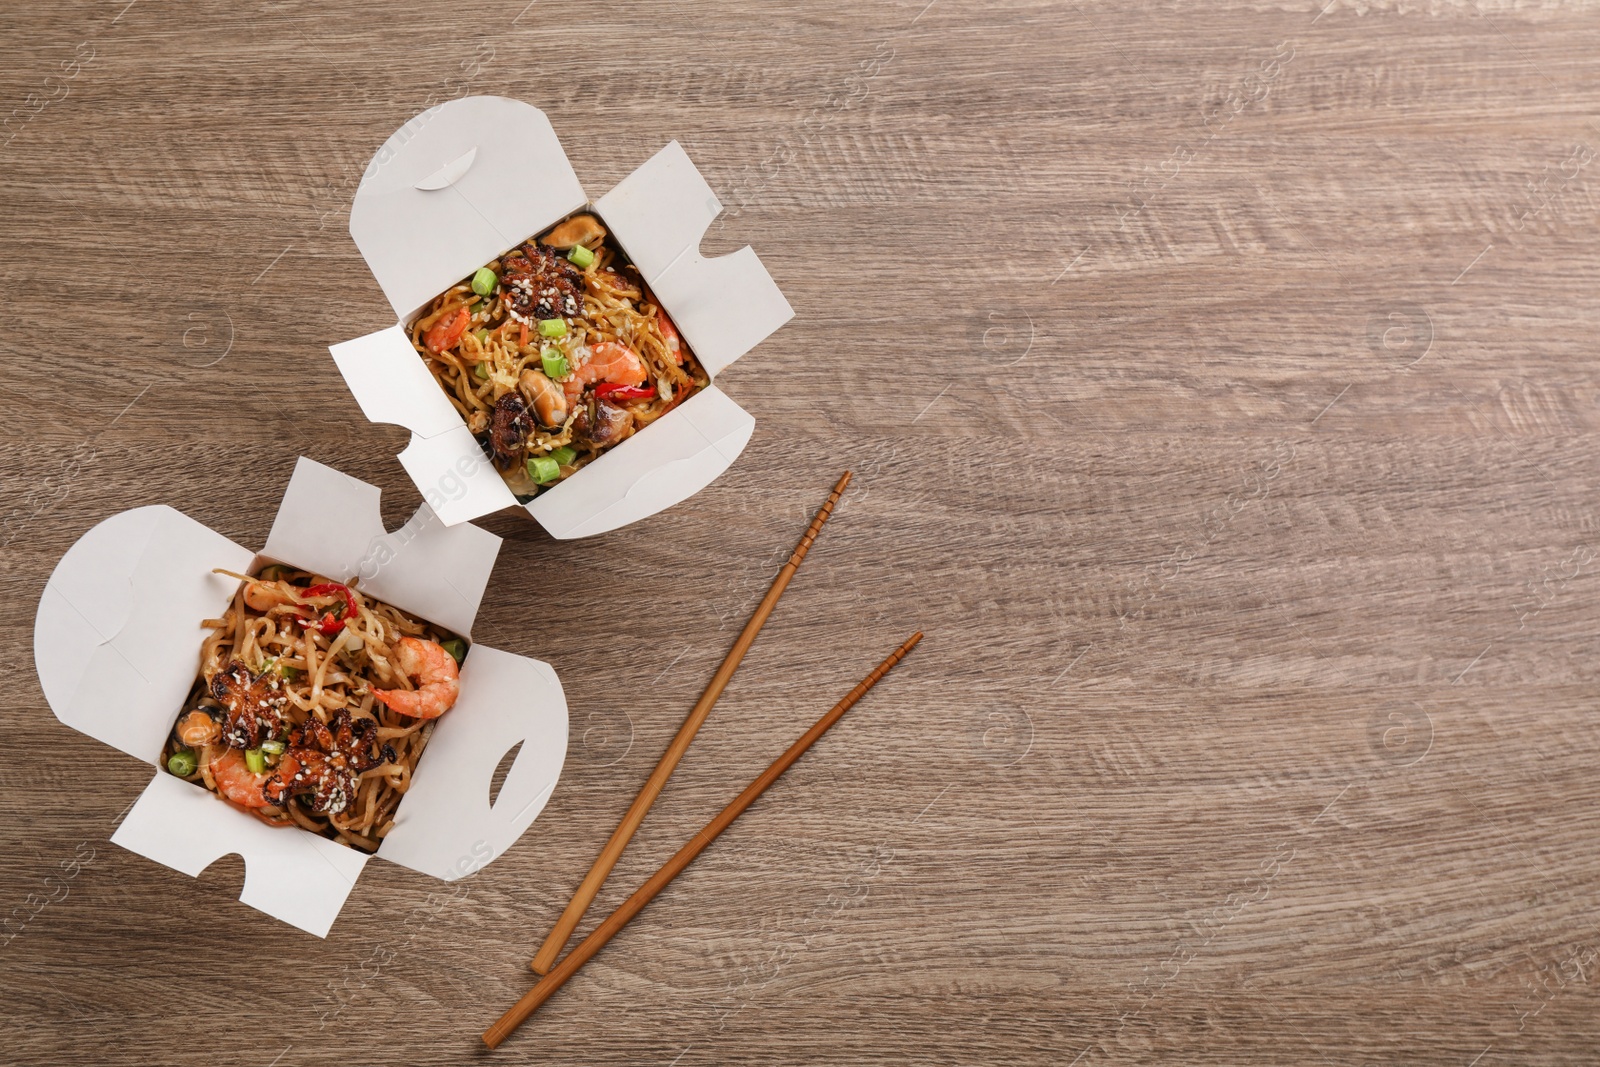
[[330, 95, 793, 538], [33, 457, 569, 937]]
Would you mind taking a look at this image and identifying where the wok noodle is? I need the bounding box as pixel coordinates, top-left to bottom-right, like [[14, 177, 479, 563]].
[[409, 212, 707, 500], [162, 565, 465, 852]]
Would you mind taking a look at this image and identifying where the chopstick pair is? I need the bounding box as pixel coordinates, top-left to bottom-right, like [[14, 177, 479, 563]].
[[484, 631, 921, 1048], [484, 472, 920, 1049], [530, 470, 852, 975]]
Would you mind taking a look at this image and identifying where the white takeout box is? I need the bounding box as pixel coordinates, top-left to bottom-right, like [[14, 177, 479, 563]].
[[329, 95, 794, 538], [32, 457, 569, 937]]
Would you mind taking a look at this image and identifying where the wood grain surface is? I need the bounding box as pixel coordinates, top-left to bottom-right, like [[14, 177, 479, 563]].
[[3, 1, 1599, 1064]]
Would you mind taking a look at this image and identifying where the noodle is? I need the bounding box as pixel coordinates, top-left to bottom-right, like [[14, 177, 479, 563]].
[[409, 212, 709, 500], [161, 565, 465, 852]]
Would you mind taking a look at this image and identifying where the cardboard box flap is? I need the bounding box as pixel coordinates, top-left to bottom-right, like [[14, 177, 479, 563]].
[[332, 103, 793, 538], [263, 457, 500, 637], [378, 646, 568, 878], [113, 774, 368, 938], [330, 328, 517, 528], [328, 326, 462, 439], [35, 505, 253, 765], [33, 458, 572, 935], [595, 141, 794, 377], [527, 386, 754, 540], [263, 455, 387, 568], [350, 96, 588, 320]]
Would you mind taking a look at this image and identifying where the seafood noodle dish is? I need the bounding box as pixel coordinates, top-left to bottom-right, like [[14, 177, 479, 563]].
[[162, 565, 467, 853], [409, 212, 706, 501]]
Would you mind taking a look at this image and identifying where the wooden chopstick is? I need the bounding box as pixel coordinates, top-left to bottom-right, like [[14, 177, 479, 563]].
[[484, 631, 923, 1049], [529, 471, 854, 976]]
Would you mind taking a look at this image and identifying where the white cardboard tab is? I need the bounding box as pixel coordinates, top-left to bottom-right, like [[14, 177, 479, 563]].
[[528, 386, 755, 540], [263, 457, 500, 640], [350, 97, 587, 321], [34, 505, 253, 765], [329, 326, 517, 528], [330, 326, 469, 440], [263, 456, 386, 574], [379, 647, 567, 878], [334, 97, 792, 538], [113, 774, 368, 939], [596, 141, 795, 377], [33, 458, 569, 936]]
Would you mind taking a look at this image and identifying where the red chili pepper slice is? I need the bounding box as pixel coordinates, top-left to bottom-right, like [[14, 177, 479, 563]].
[[299, 583, 356, 635], [593, 382, 656, 401]]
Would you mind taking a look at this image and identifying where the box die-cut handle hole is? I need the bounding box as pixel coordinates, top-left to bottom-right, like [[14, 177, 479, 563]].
[[415, 147, 478, 191], [489, 739, 523, 810], [194, 851, 246, 897]]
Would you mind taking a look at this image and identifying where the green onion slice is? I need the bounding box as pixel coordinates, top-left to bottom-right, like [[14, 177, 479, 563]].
[[528, 456, 561, 484], [541, 349, 569, 380]]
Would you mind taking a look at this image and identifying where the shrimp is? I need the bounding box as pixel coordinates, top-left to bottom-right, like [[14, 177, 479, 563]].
[[372, 637, 461, 720], [244, 581, 295, 612], [209, 748, 272, 809], [655, 309, 683, 365], [563, 341, 647, 405], [424, 306, 470, 352]]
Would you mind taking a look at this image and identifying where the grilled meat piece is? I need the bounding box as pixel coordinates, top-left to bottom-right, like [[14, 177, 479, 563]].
[[584, 399, 634, 448], [489, 392, 534, 469], [499, 243, 582, 324]]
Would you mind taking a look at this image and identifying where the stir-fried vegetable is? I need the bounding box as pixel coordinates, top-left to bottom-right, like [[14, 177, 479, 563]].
[[301, 583, 357, 636], [595, 382, 655, 401], [261, 656, 298, 681], [408, 212, 712, 501], [528, 456, 560, 484]]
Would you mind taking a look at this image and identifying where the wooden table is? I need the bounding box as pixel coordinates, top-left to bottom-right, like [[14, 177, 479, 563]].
[[4, 1, 1597, 1063]]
